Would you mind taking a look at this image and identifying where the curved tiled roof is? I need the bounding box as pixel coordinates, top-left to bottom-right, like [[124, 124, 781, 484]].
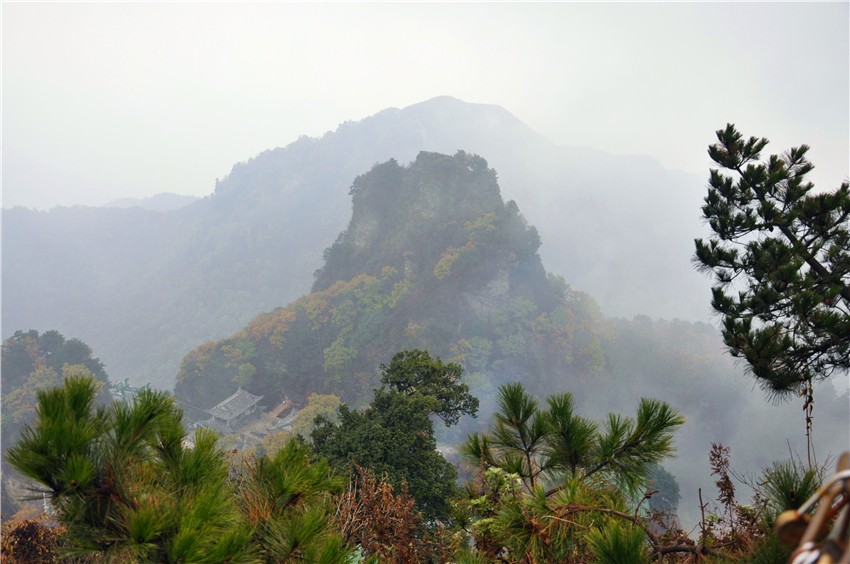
[[207, 387, 263, 421]]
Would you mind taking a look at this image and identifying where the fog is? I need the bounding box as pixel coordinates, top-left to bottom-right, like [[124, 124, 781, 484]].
[[2, 2, 850, 537], [3, 2, 848, 209]]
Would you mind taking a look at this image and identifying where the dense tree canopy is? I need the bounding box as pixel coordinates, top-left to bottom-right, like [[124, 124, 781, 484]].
[[175, 152, 607, 414], [311, 350, 478, 521], [1, 330, 109, 392]]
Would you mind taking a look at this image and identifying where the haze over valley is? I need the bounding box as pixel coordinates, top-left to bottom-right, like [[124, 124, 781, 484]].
[[2, 3, 848, 558], [4, 100, 848, 528]]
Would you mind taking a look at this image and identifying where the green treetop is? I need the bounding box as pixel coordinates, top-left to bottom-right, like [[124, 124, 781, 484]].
[[7, 375, 351, 562], [378, 348, 479, 426], [462, 383, 684, 497], [694, 124, 849, 398], [311, 349, 478, 521]]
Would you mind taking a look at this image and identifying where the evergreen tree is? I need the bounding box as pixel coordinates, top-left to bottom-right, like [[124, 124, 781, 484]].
[[311, 349, 478, 521], [378, 349, 479, 427], [462, 383, 684, 497], [457, 383, 684, 561], [6, 375, 352, 562], [694, 124, 850, 458], [234, 441, 352, 563], [7, 375, 255, 561]]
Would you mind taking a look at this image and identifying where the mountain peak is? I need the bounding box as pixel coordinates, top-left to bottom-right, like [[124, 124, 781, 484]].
[[313, 150, 513, 292], [176, 150, 576, 409]]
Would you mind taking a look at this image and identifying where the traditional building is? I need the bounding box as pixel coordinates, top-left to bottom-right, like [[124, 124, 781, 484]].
[[196, 387, 264, 433]]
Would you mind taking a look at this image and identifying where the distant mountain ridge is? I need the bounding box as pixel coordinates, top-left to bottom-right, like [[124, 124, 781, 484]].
[[103, 192, 200, 211], [3, 96, 710, 390], [208, 96, 711, 321]]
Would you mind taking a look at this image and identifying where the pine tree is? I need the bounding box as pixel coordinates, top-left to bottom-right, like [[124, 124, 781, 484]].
[[462, 383, 684, 496], [6, 375, 353, 562], [694, 124, 850, 461], [234, 440, 352, 563], [458, 383, 684, 561], [7, 374, 256, 562], [311, 349, 478, 521]]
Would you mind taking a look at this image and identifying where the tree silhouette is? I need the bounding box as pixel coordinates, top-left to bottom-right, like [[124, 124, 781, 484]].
[[694, 124, 850, 461]]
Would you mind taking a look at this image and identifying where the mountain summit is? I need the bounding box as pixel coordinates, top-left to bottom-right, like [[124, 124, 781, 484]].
[[175, 151, 603, 410]]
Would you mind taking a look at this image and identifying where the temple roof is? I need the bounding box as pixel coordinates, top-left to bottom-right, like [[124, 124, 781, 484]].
[[207, 387, 264, 422]]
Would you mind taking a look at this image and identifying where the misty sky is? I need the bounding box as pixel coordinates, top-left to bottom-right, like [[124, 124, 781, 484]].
[[3, 2, 848, 210]]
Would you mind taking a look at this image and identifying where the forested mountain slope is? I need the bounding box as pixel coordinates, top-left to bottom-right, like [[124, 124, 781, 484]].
[[3, 97, 708, 390], [175, 151, 606, 410], [176, 151, 849, 526]]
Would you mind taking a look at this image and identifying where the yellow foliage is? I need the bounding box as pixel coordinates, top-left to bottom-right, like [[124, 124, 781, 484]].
[[291, 393, 342, 440], [434, 241, 476, 280], [3, 366, 60, 426], [464, 212, 497, 235], [246, 308, 297, 348]]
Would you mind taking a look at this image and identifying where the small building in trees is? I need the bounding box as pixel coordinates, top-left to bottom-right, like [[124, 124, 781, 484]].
[[197, 387, 264, 433]]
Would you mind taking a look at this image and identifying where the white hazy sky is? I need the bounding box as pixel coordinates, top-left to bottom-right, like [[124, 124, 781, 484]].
[[3, 2, 848, 209]]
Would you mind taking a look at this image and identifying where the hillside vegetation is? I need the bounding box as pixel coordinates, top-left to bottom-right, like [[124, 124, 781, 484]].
[[175, 150, 849, 528], [3, 97, 708, 390], [176, 152, 605, 411], [4, 139, 848, 562]]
